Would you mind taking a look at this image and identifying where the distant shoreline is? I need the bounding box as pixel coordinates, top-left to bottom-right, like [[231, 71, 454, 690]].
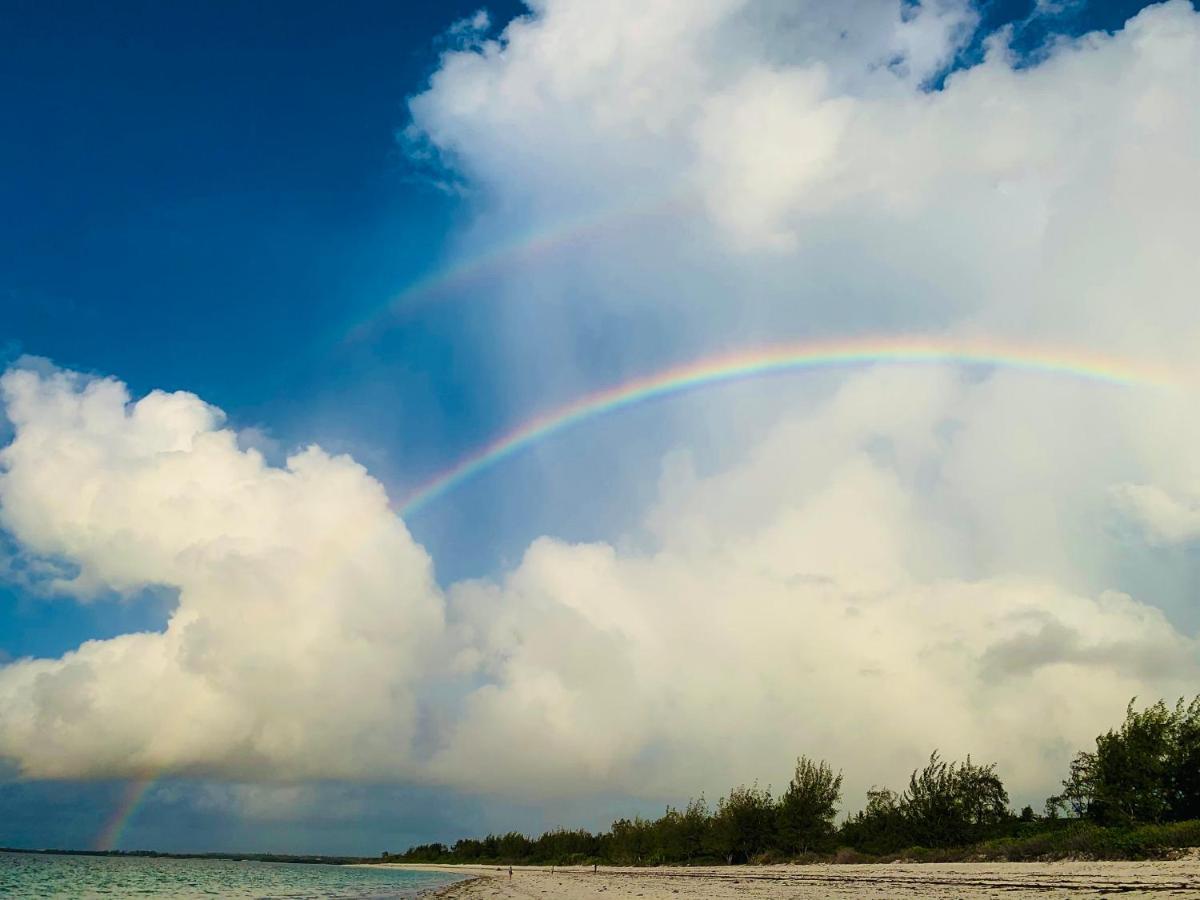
[[0, 847, 368, 866]]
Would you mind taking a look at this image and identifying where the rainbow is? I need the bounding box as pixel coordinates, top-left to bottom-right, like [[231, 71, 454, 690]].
[[399, 335, 1173, 516], [342, 189, 692, 344], [94, 774, 158, 851]]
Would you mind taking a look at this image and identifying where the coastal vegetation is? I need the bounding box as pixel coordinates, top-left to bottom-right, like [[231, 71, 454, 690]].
[[390, 697, 1200, 865]]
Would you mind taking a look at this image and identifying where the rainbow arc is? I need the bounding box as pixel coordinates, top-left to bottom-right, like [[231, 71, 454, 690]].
[[398, 335, 1172, 516]]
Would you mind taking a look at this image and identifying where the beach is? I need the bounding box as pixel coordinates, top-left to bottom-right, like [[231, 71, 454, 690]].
[[394, 861, 1200, 898]]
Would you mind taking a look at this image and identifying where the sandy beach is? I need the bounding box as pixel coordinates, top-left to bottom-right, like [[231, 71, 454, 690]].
[[391, 861, 1200, 898]]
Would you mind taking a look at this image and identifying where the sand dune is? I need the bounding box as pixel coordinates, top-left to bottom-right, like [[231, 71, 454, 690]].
[[393, 860, 1200, 898]]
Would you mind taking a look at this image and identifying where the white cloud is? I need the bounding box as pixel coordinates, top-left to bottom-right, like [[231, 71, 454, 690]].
[[0, 366, 447, 780], [409, 1, 1200, 348]]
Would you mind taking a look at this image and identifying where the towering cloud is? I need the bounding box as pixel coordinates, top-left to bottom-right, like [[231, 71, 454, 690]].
[[0, 367, 446, 780]]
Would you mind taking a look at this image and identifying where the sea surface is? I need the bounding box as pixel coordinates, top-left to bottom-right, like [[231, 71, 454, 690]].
[[0, 852, 463, 898]]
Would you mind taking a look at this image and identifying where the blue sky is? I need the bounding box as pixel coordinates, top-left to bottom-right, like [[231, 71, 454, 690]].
[[2, 0, 1197, 854], [2, 0, 520, 655]]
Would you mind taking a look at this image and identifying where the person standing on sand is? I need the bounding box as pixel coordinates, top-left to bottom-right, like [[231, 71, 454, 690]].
[[508, 866, 512, 879]]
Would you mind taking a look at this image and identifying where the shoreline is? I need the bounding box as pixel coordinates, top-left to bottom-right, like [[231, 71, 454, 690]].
[[379, 860, 1200, 898]]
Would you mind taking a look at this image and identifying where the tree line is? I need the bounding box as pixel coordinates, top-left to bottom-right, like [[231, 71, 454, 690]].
[[388, 697, 1200, 865]]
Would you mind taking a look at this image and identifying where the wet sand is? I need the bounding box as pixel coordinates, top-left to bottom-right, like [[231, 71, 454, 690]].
[[393, 860, 1200, 898]]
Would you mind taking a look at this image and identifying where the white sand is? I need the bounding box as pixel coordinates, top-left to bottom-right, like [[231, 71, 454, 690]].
[[391, 860, 1200, 898]]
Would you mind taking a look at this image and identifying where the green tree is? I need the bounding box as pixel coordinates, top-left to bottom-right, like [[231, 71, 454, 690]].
[[903, 752, 1009, 847], [954, 756, 1010, 831], [1046, 750, 1098, 819], [652, 806, 683, 863], [777, 756, 842, 854], [1169, 697, 1200, 821], [1048, 697, 1200, 826], [838, 787, 907, 854], [711, 783, 776, 863], [609, 817, 654, 864], [903, 752, 960, 847], [678, 796, 711, 863]]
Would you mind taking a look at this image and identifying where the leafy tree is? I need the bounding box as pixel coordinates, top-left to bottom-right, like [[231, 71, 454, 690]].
[[711, 783, 775, 863], [1095, 700, 1175, 823], [1047, 697, 1200, 826], [1046, 750, 1098, 819], [838, 787, 907, 854], [677, 796, 710, 863], [497, 831, 532, 861], [651, 807, 679, 863], [777, 756, 842, 854], [954, 756, 1010, 831], [903, 752, 1009, 847], [1169, 697, 1200, 821], [609, 817, 654, 864], [903, 752, 961, 847]]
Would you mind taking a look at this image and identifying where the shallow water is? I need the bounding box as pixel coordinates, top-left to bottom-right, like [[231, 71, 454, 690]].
[[0, 852, 462, 898]]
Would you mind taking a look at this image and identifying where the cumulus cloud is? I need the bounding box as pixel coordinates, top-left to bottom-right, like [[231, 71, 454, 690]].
[[3, 0, 1200, 814], [0, 366, 447, 780], [409, 0, 1200, 352]]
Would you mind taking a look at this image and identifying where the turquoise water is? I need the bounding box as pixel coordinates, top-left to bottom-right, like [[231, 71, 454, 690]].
[[0, 853, 464, 898]]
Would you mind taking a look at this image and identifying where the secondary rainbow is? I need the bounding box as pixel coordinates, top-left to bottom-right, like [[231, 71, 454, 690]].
[[342, 188, 692, 344], [399, 335, 1172, 516]]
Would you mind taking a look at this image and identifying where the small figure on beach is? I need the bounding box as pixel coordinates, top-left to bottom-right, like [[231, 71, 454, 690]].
[[593, 863, 598, 873], [508, 866, 513, 879]]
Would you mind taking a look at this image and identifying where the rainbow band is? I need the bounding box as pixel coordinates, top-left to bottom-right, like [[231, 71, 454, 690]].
[[342, 190, 692, 343], [399, 336, 1172, 516], [94, 774, 158, 851]]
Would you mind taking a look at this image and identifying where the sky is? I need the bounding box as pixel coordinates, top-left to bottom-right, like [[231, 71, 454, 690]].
[[1, 0, 1198, 855]]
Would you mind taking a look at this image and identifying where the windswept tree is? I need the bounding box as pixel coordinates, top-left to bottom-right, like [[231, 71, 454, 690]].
[[840, 787, 907, 854], [777, 756, 843, 854], [711, 783, 775, 863], [1048, 697, 1200, 825], [677, 796, 711, 864], [955, 756, 1010, 831], [903, 752, 960, 847], [609, 817, 654, 864], [1170, 697, 1200, 821], [1046, 749, 1098, 820], [904, 752, 1009, 848], [496, 831, 533, 861]]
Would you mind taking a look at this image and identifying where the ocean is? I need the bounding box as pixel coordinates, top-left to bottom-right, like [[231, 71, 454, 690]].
[[0, 852, 463, 898]]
